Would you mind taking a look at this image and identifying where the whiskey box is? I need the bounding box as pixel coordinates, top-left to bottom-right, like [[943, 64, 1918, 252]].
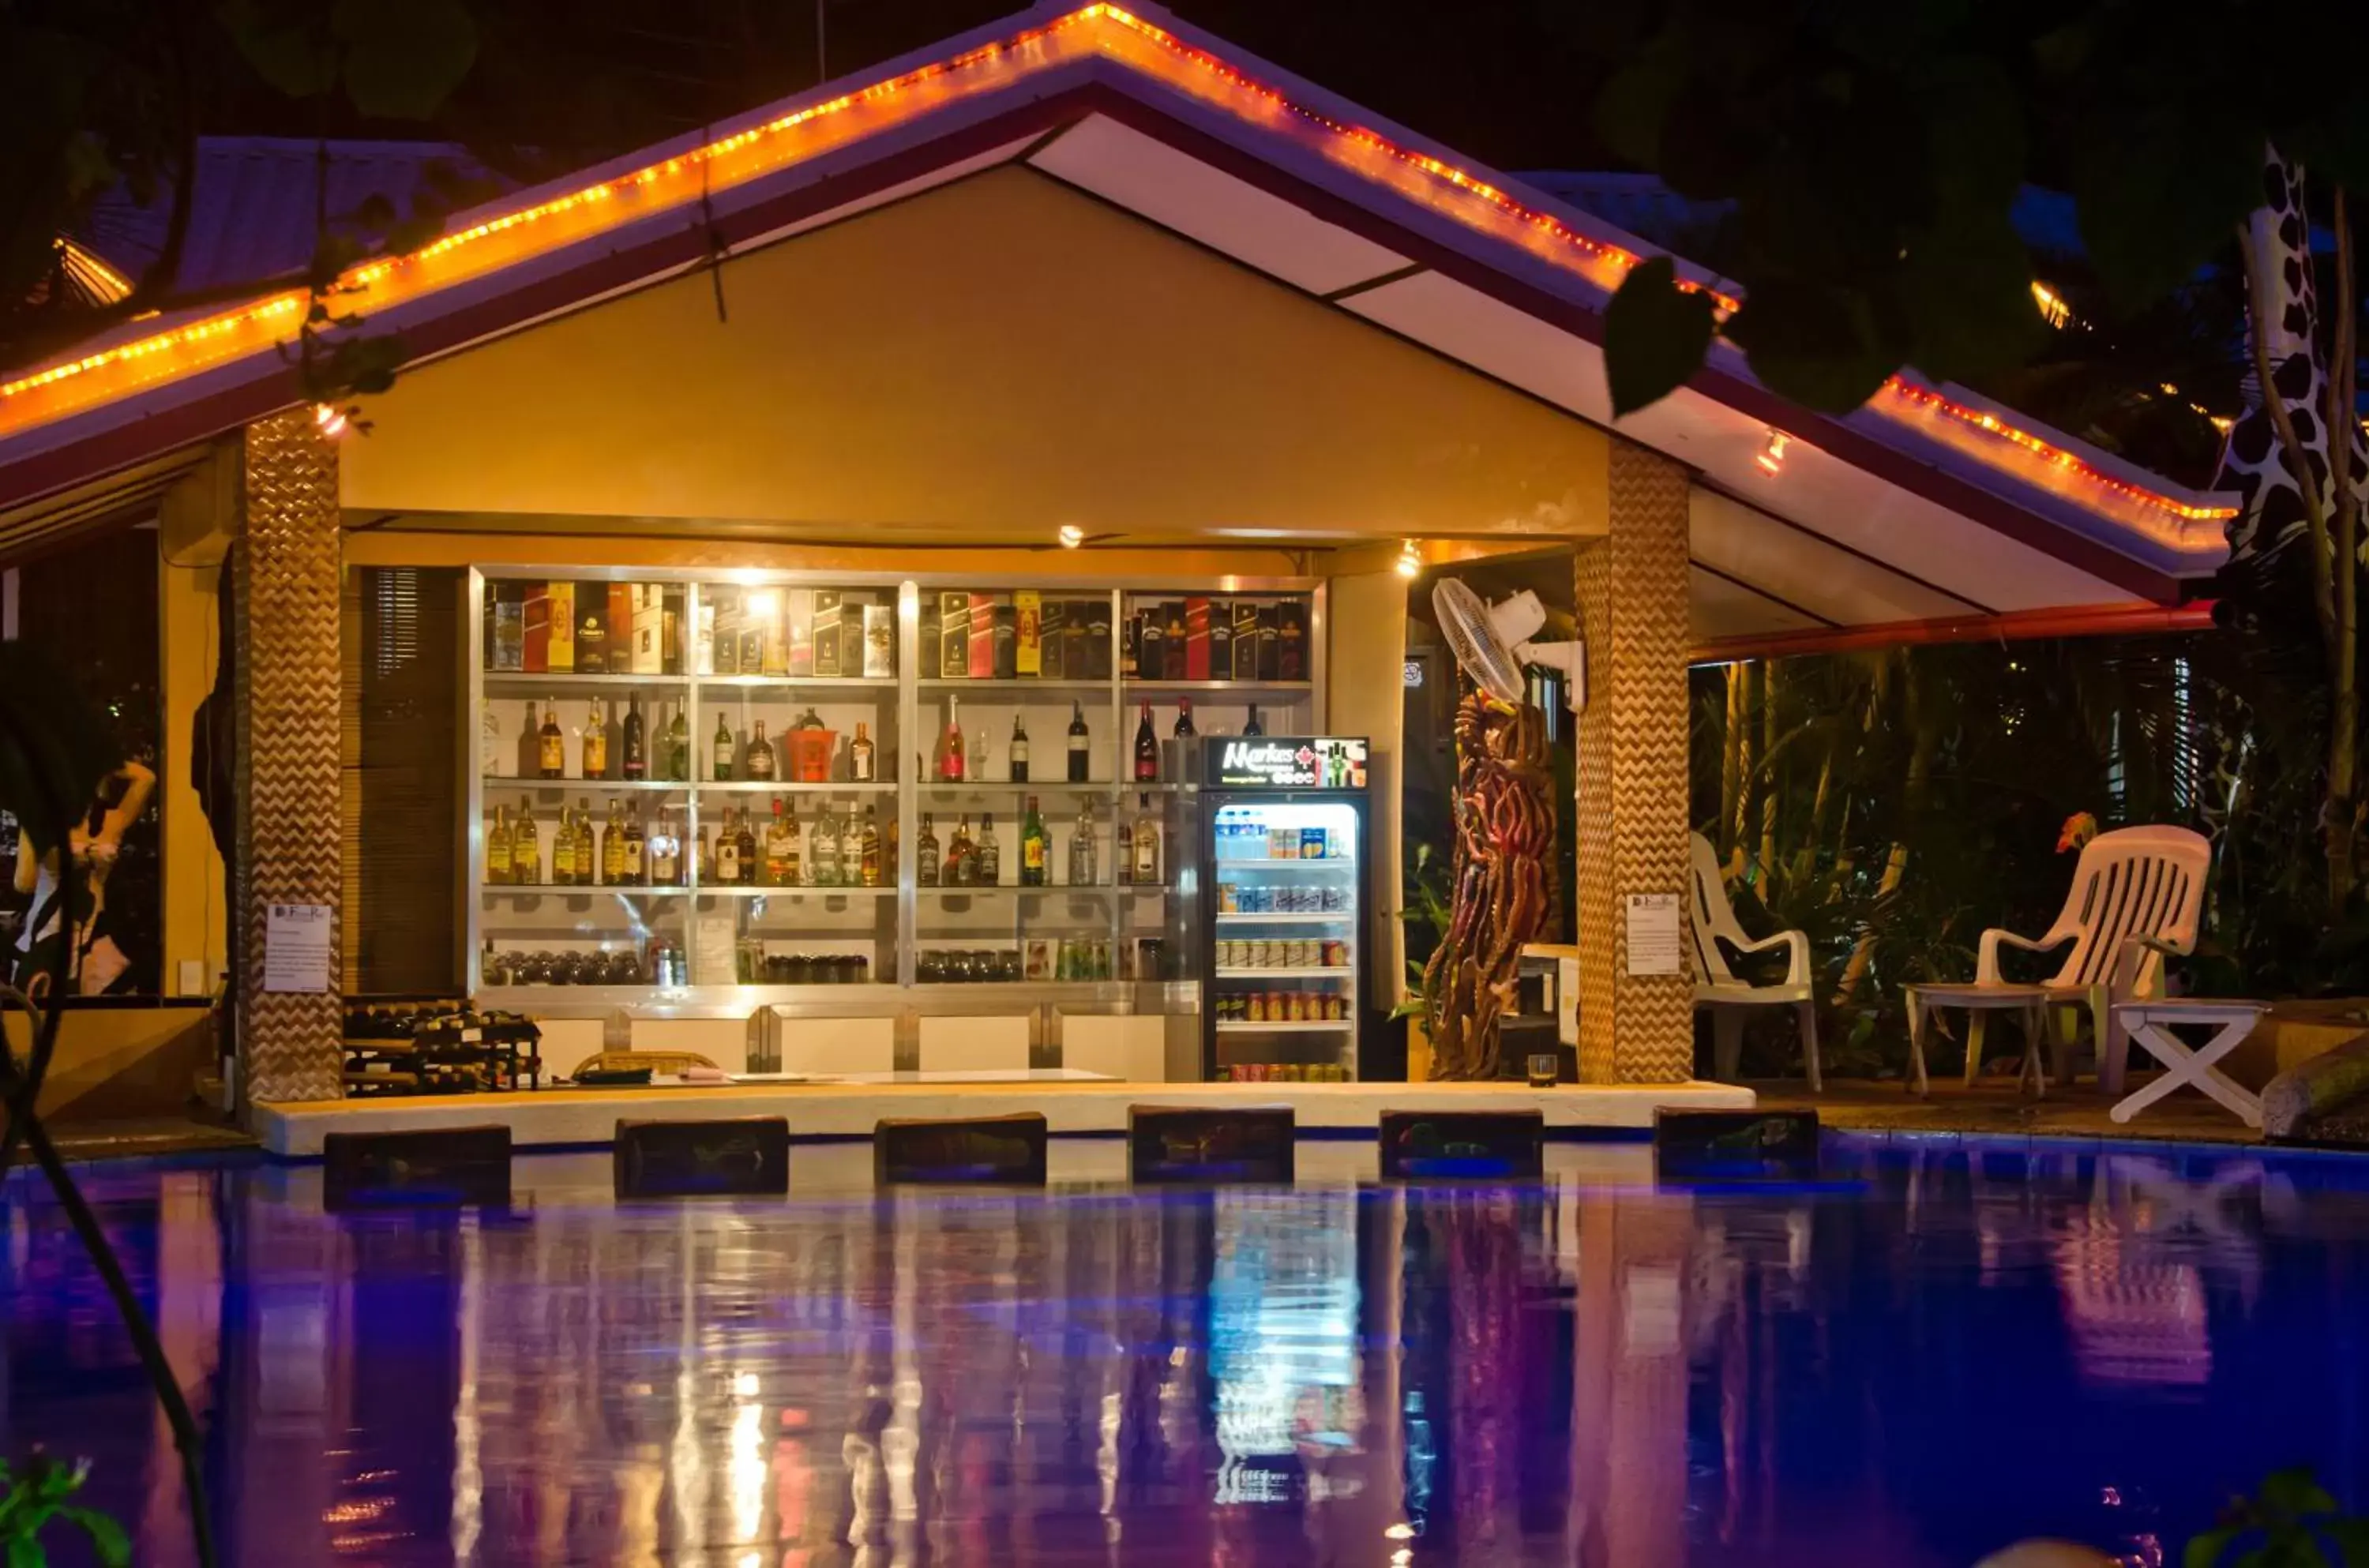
[[1184, 596, 1211, 681], [1256, 604, 1279, 681], [573, 595, 609, 674], [1162, 602, 1188, 680], [786, 589, 816, 677], [1136, 608, 1165, 685], [1083, 598, 1113, 680], [759, 588, 789, 677], [632, 583, 665, 675], [1207, 599, 1233, 681], [812, 590, 843, 678], [522, 583, 550, 673], [968, 593, 997, 680], [992, 602, 1018, 679], [1040, 599, 1067, 678], [1275, 599, 1308, 681], [921, 596, 944, 677], [1015, 590, 1042, 676], [546, 583, 575, 673], [861, 603, 894, 678], [491, 583, 525, 671], [712, 593, 740, 675], [693, 602, 715, 676], [607, 584, 636, 673], [1120, 607, 1139, 677], [939, 591, 969, 678], [661, 587, 683, 676], [1232, 600, 1260, 682], [736, 588, 767, 675]]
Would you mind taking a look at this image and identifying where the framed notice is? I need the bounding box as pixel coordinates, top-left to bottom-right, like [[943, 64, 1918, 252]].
[[263, 902, 333, 992], [1624, 893, 1683, 977]]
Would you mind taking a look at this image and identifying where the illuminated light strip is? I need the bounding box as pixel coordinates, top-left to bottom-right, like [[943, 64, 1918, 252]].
[[0, 0, 2232, 531]]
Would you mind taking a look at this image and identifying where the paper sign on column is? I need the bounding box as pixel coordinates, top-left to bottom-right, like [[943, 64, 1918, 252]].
[[263, 902, 333, 992], [1624, 892, 1683, 977]]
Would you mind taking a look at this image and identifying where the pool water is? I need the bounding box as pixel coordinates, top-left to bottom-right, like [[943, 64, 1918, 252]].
[[3, 1137, 2365, 1566]]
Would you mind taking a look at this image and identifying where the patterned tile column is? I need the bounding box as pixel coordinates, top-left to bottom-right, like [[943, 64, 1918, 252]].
[[235, 409, 344, 1106], [1573, 439, 1695, 1082]]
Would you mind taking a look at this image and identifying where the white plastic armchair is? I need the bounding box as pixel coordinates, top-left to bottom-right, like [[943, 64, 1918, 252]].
[[1689, 832, 1819, 1090], [1935, 825, 2209, 1092]]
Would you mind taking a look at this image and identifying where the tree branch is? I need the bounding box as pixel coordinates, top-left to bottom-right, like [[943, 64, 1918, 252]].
[[2239, 223, 2337, 651]]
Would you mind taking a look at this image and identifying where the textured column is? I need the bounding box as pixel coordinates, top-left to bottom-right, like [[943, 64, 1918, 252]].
[[235, 409, 344, 1106], [1573, 440, 1694, 1082]]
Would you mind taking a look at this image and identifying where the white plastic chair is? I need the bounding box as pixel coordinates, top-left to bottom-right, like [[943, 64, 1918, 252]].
[[1904, 824, 2209, 1095], [1689, 832, 1820, 1091]]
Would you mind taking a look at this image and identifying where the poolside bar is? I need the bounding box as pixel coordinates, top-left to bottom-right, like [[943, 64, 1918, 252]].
[[0, 2, 2236, 1142]]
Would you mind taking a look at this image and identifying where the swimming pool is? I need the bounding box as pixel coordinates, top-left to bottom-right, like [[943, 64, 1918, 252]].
[[3, 1136, 2363, 1566]]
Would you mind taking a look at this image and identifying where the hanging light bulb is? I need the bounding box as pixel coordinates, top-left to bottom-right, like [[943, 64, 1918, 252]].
[[1395, 538, 1421, 579], [1057, 523, 1085, 549], [1755, 428, 1789, 476], [312, 402, 349, 438]]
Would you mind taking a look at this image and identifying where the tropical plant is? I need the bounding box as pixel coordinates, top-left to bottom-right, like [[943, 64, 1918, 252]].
[[0, 643, 213, 1566], [0, 1453, 130, 1568], [2186, 1467, 2369, 1567], [1392, 840, 1454, 1034]]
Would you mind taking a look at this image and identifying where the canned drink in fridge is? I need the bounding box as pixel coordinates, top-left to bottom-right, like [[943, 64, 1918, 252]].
[[1323, 994, 1345, 1020], [1301, 827, 1327, 859], [1320, 940, 1345, 967], [1218, 883, 1239, 913], [1246, 992, 1267, 1022], [1293, 939, 1316, 967]]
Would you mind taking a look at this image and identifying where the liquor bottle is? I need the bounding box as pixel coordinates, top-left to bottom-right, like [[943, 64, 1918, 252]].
[[977, 812, 1002, 886], [693, 819, 712, 885], [621, 808, 647, 885], [716, 808, 743, 885], [745, 719, 776, 783], [512, 797, 543, 884], [622, 696, 648, 781], [517, 700, 541, 778], [940, 699, 965, 782], [950, 815, 976, 886], [1133, 702, 1158, 782], [602, 801, 625, 884], [859, 805, 882, 887], [1019, 796, 1048, 886], [968, 725, 990, 785], [818, 804, 847, 887], [734, 807, 758, 887], [1067, 701, 1091, 782], [1008, 716, 1031, 783], [603, 701, 624, 780], [650, 811, 682, 887], [1116, 808, 1133, 886], [487, 805, 513, 884], [850, 722, 877, 782], [764, 800, 794, 886], [1243, 703, 1264, 737], [582, 700, 608, 778], [712, 712, 735, 781], [1131, 794, 1160, 884], [1069, 799, 1097, 887], [482, 706, 501, 778], [1173, 699, 1195, 739], [553, 805, 577, 885], [574, 800, 595, 884], [666, 703, 689, 782], [917, 812, 941, 886]]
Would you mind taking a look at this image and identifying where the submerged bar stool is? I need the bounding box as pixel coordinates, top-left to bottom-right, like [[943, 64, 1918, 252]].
[[874, 1112, 1048, 1185], [1128, 1105, 1295, 1183], [1376, 1109, 1544, 1180], [322, 1124, 512, 1210], [614, 1117, 791, 1198]]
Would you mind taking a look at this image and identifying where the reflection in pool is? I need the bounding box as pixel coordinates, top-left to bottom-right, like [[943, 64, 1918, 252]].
[[3, 1138, 2365, 1565]]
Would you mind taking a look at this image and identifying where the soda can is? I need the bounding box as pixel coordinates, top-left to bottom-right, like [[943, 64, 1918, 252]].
[[1218, 883, 1239, 913], [1301, 827, 1327, 860]]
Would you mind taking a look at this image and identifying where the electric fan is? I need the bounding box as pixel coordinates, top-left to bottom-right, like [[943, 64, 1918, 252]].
[[1429, 580, 1586, 711]]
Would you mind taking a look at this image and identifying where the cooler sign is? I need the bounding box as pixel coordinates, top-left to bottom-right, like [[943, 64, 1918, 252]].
[[1207, 736, 1368, 790]]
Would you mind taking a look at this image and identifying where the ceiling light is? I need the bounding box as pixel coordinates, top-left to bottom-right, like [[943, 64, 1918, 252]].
[[1755, 429, 1789, 477], [312, 402, 349, 438], [1057, 523, 1085, 549], [1395, 539, 1421, 579]]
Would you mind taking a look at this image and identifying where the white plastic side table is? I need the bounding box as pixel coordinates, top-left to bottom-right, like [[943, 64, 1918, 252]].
[[2108, 1000, 2266, 1129]]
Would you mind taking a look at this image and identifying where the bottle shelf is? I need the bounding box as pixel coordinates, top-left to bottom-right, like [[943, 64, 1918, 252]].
[[916, 883, 1122, 895], [482, 777, 686, 791], [1215, 1019, 1352, 1033], [698, 780, 894, 793], [699, 674, 895, 689], [1124, 679, 1314, 697], [482, 883, 692, 896], [690, 884, 894, 898], [918, 780, 1123, 794], [918, 677, 1113, 692], [484, 672, 690, 691]]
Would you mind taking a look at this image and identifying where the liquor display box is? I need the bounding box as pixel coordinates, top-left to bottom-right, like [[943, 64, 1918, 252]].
[[467, 570, 1324, 1011]]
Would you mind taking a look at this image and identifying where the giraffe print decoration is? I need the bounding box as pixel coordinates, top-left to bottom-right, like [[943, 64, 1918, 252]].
[[2218, 151, 2367, 572]]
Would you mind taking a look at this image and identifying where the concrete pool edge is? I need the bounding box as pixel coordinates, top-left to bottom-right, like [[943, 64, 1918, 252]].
[[250, 1079, 1756, 1157]]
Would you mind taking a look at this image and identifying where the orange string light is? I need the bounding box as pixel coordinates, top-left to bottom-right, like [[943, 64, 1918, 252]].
[[0, 1, 2233, 530]]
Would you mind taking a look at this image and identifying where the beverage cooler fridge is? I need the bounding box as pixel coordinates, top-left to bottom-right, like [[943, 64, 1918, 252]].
[[1184, 736, 1370, 1082]]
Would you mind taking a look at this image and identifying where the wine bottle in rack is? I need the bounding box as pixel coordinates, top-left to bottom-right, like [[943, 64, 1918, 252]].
[[1133, 702, 1158, 782], [1067, 701, 1091, 782]]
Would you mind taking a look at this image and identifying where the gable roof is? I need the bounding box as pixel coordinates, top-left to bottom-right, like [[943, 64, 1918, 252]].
[[0, 2, 2234, 620]]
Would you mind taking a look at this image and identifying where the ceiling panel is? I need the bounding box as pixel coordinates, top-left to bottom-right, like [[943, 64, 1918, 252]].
[[1690, 488, 1977, 627], [1028, 114, 1410, 294], [1691, 565, 1822, 645]]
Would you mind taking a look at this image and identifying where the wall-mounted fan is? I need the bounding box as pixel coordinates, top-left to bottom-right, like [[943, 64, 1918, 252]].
[[1430, 580, 1585, 711]]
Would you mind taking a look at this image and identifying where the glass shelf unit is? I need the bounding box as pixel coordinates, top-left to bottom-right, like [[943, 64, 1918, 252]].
[[465, 568, 1324, 1003]]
